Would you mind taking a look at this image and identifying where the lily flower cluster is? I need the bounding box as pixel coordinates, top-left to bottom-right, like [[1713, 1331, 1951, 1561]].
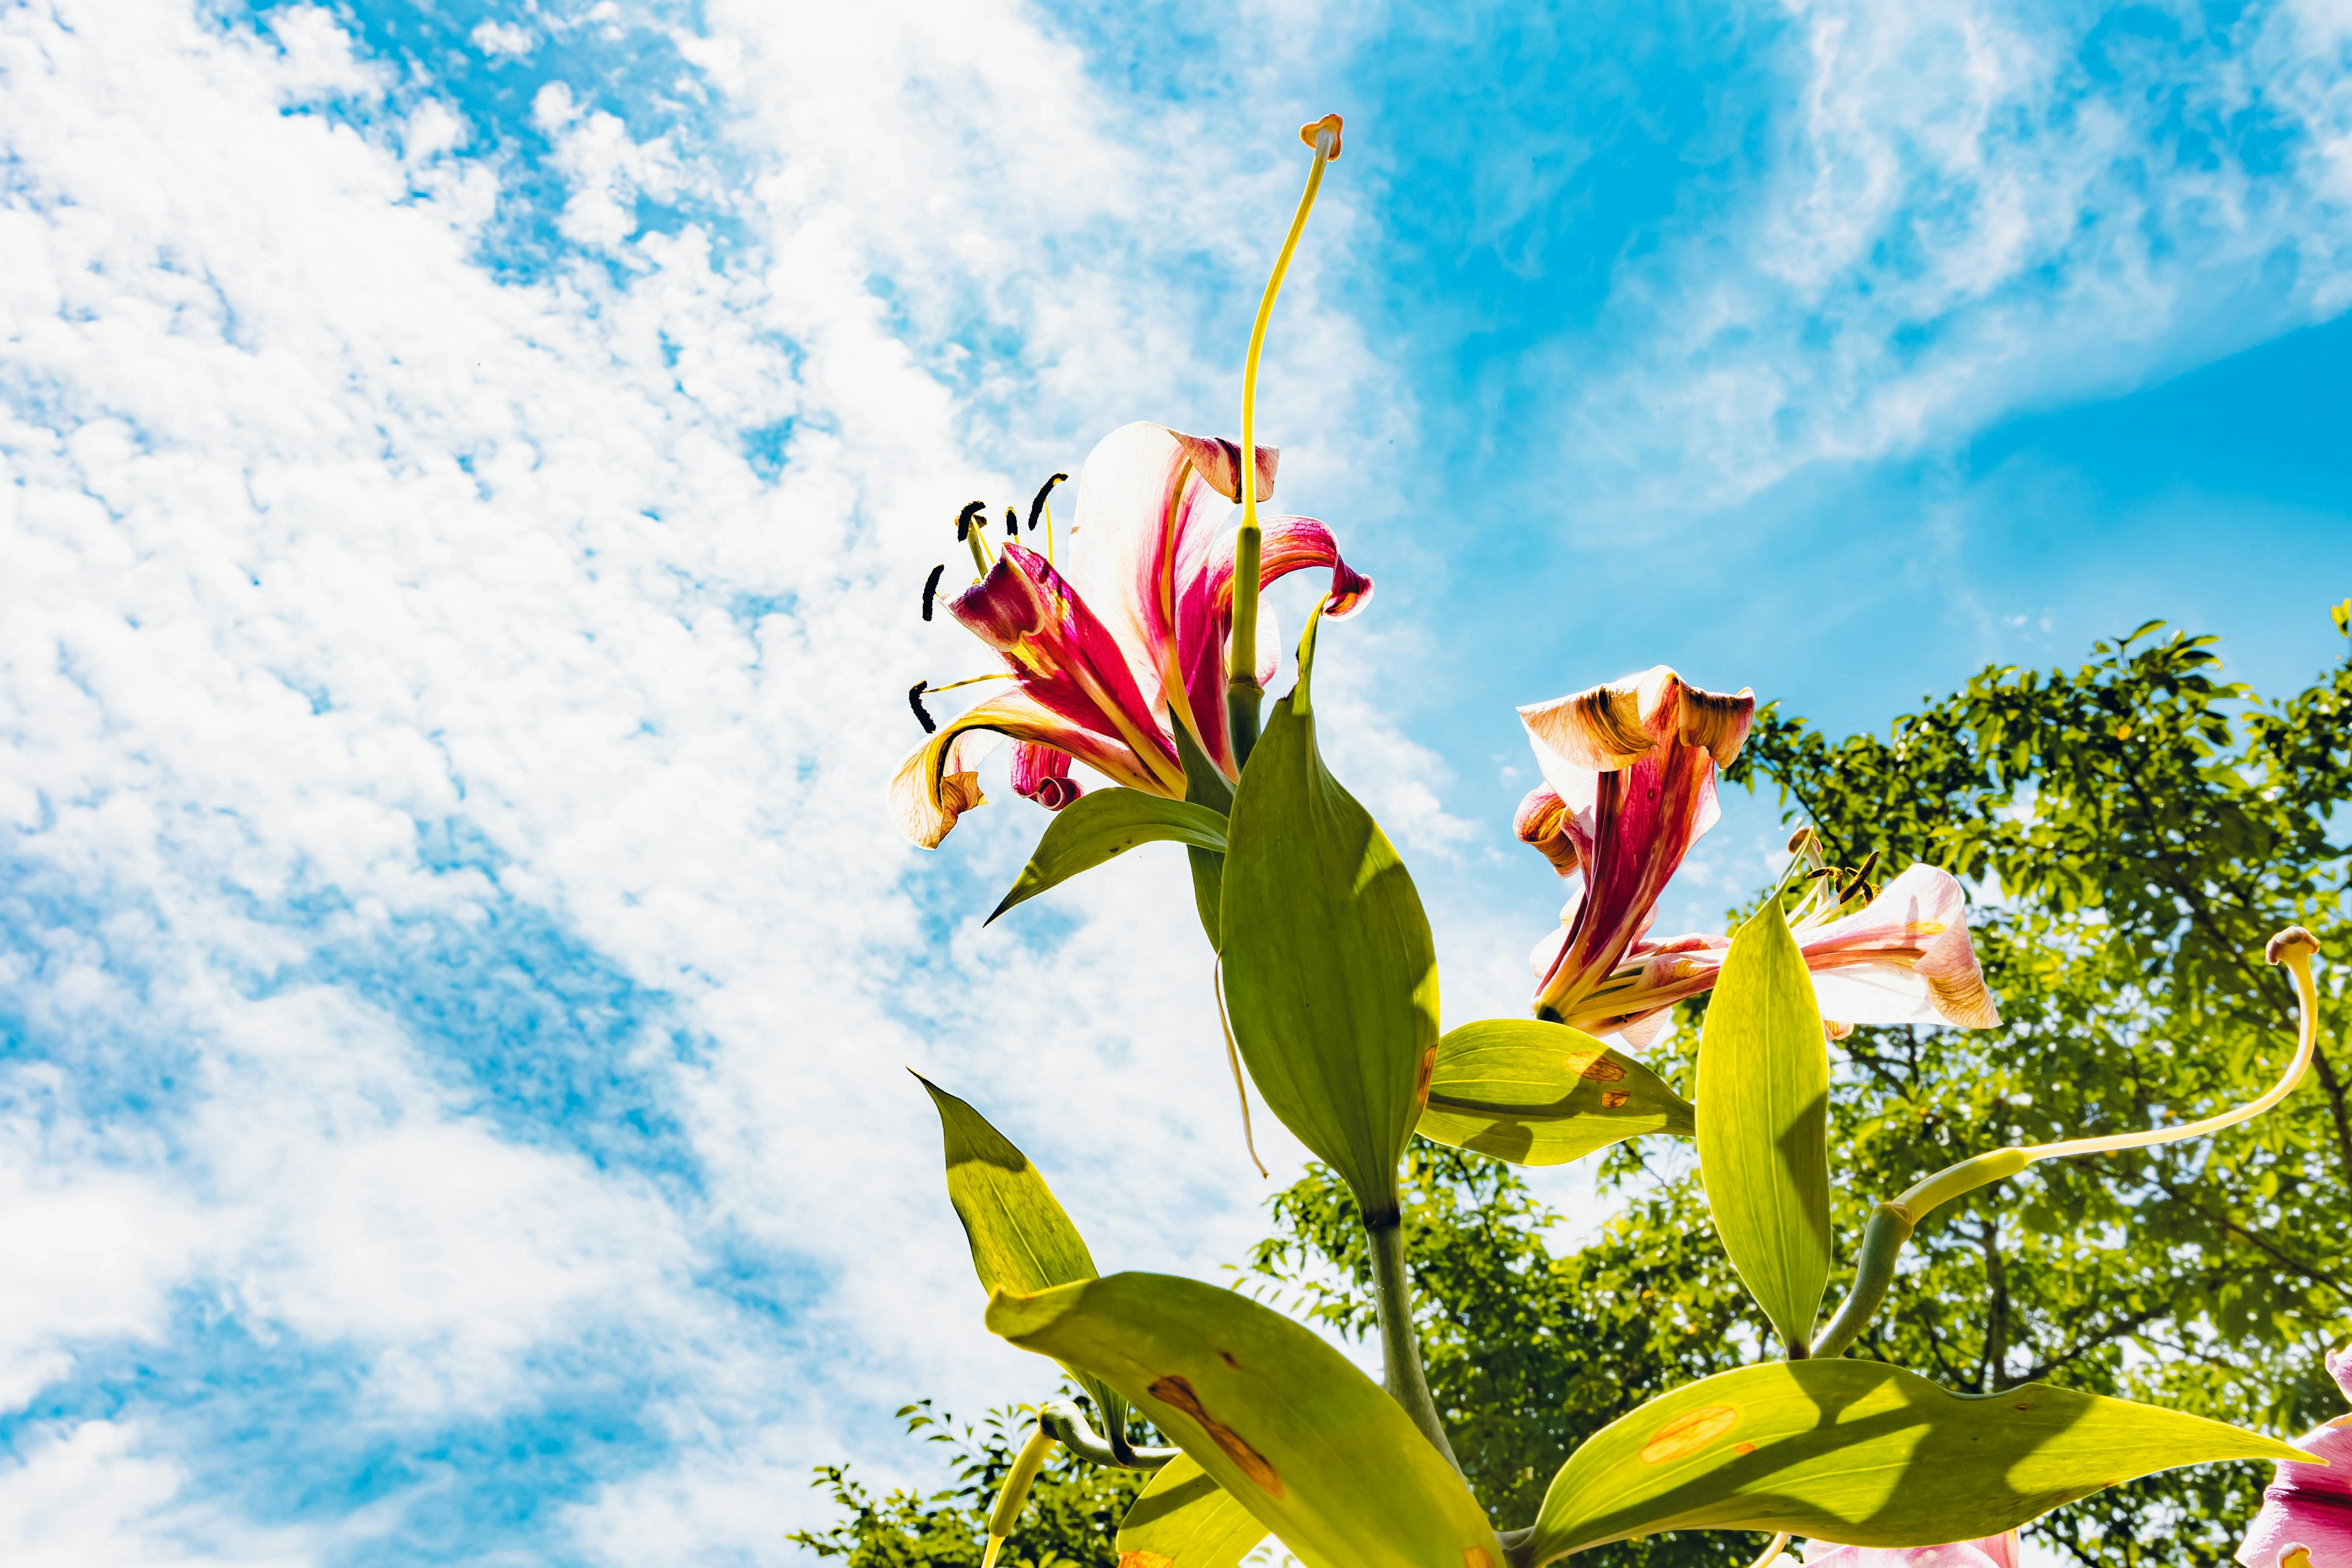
[[881, 111, 2330, 1568]]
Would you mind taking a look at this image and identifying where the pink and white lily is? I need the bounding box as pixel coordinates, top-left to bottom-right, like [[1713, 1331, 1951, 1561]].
[[2237, 1346, 2352, 1568], [1804, 1532, 2021, 1568], [890, 421, 1371, 848], [1517, 666, 2000, 1043]]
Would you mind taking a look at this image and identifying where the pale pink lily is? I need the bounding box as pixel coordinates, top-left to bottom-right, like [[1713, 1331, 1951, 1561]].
[[891, 422, 1371, 848], [1517, 666, 2000, 1043], [2237, 1346, 2352, 1568], [1804, 1531, 2020, 1568]]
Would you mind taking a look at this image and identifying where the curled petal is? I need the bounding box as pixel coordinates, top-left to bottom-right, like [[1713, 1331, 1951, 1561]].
[[1011, 742, 1082, 812], [1210, 514, 1374, 620], [889, 690, 1169, 848], [1798, 865, 2001, 1030], [1171, 430, 1277, 505], [1513, 786, 1586, 877], [1520, 666, 1755, 782], [2239, 1373, 2352, 1568], [1807, 1535, 2019, 1568]]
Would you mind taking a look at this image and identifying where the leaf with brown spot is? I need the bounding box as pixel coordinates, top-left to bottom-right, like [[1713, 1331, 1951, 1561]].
[[1415, 1019, 1693, 1166], [988, 1272, 1499, 1568], [1525, 1359, 2304, 1564], [1116, 1455, 1265, 1568]]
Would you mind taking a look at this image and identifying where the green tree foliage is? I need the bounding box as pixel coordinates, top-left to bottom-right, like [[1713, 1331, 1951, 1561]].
[[804, 619, 2352, 1567], [789, 1401, 1144, 1568]]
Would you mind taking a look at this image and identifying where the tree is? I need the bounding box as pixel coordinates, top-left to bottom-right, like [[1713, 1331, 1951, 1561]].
[[804, 616, 2352, 1567]]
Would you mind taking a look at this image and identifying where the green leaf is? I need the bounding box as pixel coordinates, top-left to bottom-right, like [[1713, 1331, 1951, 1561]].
[[1415, 1019, 1694, 1165], [988, 1272, 1501, 1568], [1695, 899, 1831, 1352], [1524, 1357, 2306, 1562], [916, 1076, 1127, 1441], [1175, 718, 1235, 950], [987, 790, 1229, 925], [1116, 1454, 1266, 1568], [1219, 612, 1438, 1223]]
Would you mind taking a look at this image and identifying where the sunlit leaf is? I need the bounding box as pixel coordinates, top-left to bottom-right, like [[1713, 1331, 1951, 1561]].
[[988, 789, 1229, 925], [1525, 1357, 2305, 1562], [1220, 611, 1438, 1222], [1695, 899, 1831, 1352], [918, 1077, 1127, 1440], [1415, 1018, 1693, 1165], [1116, 1454, 1267, 1568], [988, 1271, 1500, 1568]]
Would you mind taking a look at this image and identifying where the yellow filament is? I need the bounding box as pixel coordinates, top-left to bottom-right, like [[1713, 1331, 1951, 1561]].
[[2024, 946, 2317, 1160], [981, 1539, 1005, 1568], [924, 672, 1014, 695], [1746, 1534, 1792, 1568]]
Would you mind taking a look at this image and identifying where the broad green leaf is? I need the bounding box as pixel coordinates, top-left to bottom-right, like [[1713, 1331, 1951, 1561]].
[[1416, 1019, 1694, 1165], [1525, 1357, 2305, 1562], [988, 790, 1229, 925], [917, 1077, 1126, 1439], [1220, 612, 1438, 1223], [1175, 718, 1235, 950], [1116, 1454, 1267, 1568], [1696, 900, 1831, 1351], [988, 1272, 1501, 1568]]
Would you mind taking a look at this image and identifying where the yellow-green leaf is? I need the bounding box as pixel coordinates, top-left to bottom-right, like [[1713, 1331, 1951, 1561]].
[[918, 1076, 1126, 1441], [988, 789, 1229, 925], [1116, 1454, 1266, 1568], [1696, 900, 1831, 1352], [1415, 1019, 1694, 1165], [988, 1272, 1499, 1568], [1525, 1358, 2306, 1562], [1219, 612, 1437, 1223]]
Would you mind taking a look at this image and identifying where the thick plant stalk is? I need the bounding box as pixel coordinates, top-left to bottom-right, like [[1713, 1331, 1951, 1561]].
[[1365, 1218, 1463, 1474]]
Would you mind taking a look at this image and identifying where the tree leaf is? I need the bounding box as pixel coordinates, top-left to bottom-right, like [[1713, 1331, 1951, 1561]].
[[988, 1272, 1501, 1568], [1415, 1019, 1694, 1165], [917, 1076, 1127, 1441], [987, 790, 1229, 925], [1116, 1454, 1267, 1568], [1219, 611, 1438, 1223], [1696, 899, 1831, 1352], [1524, 1357, 2306, 1562]]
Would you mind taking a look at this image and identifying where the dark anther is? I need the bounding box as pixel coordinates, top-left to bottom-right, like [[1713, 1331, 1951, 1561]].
[[1836, 849, 1883, 906], [921, 564, 946, 622], [956, 501, 986, 541], [908, 680, 937, 734], [1004, 507, 1018, 539], [1027, 472, 1068, 531]]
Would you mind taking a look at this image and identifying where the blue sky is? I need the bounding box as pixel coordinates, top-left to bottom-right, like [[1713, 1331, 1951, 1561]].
[[0, 0, 2347, 1562]]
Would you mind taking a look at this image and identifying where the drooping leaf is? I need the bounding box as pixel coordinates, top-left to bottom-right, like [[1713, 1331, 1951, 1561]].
[[1219, 611, 1438, 1223], [1523, 1357, 2306, 1563], [988, 790, 1229, 925], [1695, 899, 1831, 1352], [918, 1077, 1128, 1440], [1415, 1019, 1694, 1166], [1175, 718, 1235, 950], [1116, 1453, 1267, 1568], [988, 1272, 1501, 1568]]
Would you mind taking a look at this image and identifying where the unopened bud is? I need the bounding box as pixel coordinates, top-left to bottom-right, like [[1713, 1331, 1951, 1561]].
[[2267, 926, 2321, 965]]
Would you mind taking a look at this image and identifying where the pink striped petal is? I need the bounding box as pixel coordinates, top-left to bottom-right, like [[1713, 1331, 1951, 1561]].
[[1011, 742, 1082, 811], [1796, 865, 2000, 1030], [889, 689, 1172, 848], [1807, 1533, 2018, 1568], [2240, 1401, 2352, 1568]]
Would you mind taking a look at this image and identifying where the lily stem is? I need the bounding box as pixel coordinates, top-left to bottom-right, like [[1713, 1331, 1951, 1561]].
[[1364, 1217, 1463, 1474], [1036, 1400, 1177, 1471]]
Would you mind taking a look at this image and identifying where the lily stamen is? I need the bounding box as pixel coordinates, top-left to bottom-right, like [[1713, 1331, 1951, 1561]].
[[908, 680, 937, 734], [1027, 472, 1066, 563], [1003, 506, 1018, 540], [956, 500, 992, 574], [921, 563, 946, 622], [924, 672, 1014, 696]]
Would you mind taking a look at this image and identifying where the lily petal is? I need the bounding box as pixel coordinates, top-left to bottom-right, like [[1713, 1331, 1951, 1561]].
[[2239, 1348, 2352, 1568], [1520, 668, 1755, 1023], [1795, 865, 2002, 1030], [1807, 1534, 2020, 1568], [1011, 742, 1082, 811], [890, 689, 1170, 848], [1513, 785, 1587, 877], [951, 542, 1183, 796]]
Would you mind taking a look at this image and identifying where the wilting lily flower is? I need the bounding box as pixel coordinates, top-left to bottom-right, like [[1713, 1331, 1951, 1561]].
[[2237, 1345, 2352, 1568], [1805, 1532, 2020, 1568], [890, 421, 1371, 847], [1517, 667, 1999, 1043]]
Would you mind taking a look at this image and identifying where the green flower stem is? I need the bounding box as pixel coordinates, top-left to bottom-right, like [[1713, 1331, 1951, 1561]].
[[1365, 1218, 1464, 1474], [1806, 1203, 1916, 1360], [1036, 1400, 1177, 1471]]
